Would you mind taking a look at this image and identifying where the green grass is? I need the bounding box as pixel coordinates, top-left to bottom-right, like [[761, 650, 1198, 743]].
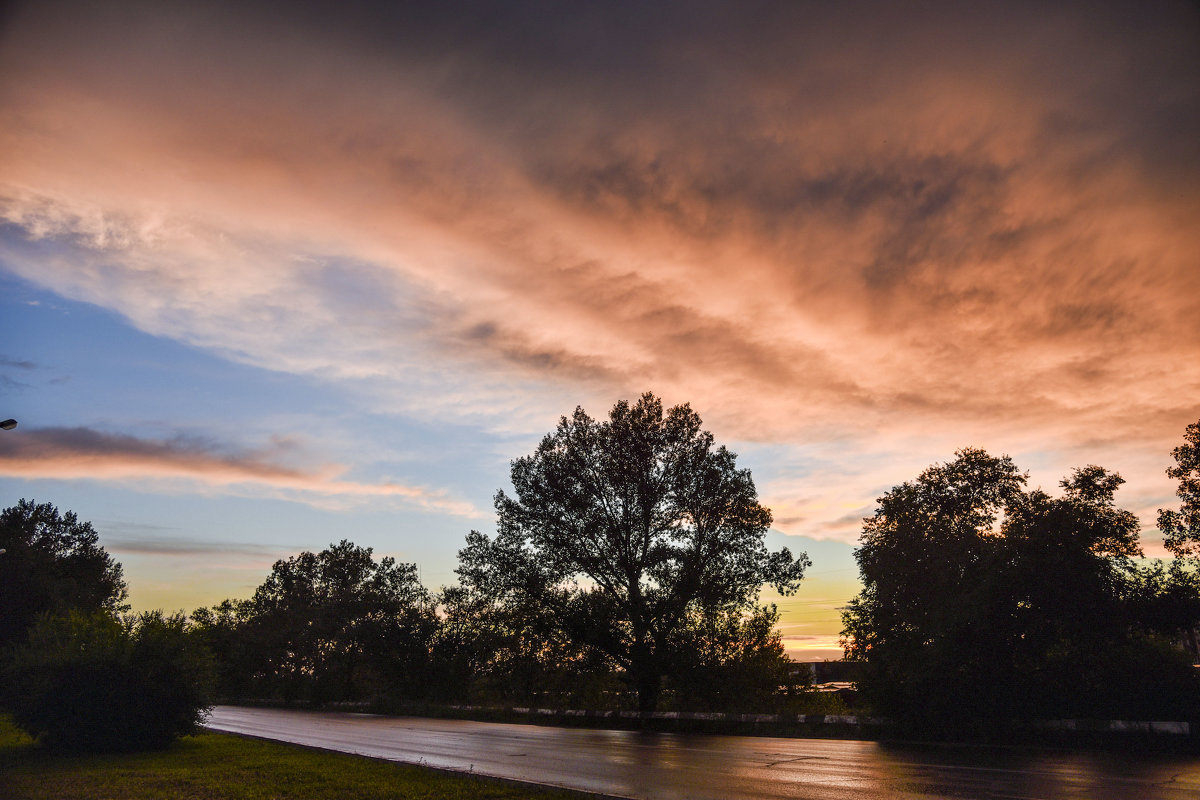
[[0, 715, 593, 800]]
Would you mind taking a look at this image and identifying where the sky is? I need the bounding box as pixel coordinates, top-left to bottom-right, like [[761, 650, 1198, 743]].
[[1, 0, 1197, 661]]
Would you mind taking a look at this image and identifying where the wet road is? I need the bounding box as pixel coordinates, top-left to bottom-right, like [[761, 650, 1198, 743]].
[[206, 706, 1200, 799]]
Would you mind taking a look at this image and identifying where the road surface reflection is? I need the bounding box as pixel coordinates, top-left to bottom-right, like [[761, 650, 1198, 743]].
[[207, 706, 1200, 800]]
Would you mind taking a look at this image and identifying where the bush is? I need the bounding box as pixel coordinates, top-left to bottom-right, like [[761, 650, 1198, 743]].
[[6, 610, 214, 751]]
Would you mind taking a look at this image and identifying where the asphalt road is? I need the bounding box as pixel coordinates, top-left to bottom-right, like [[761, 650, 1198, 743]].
[[206, 706, 1200, 800]]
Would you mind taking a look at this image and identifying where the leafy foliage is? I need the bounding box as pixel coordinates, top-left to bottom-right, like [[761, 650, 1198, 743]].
[[193, 540, 437, 704], [457, 393, 809, 711], [188, 599, 260, 700], [6, 610, 213, 751], [0, 499, 128, 656], [1159, 419, 1200, 560], [842, 449, 1200, 735], [431, 584, 615, 707], [666, 604, 802, 712]]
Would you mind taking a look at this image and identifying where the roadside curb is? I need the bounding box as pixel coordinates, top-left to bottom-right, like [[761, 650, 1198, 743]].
[[447, 706, 1192, 735]]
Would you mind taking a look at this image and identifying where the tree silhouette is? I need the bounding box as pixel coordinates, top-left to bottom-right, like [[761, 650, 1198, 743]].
[[457, 393, 808, 712], [843, 449, 1199, 736], [196, 540, 435, 704], [0, 499, 128, 654], [1160, 418, 1200, 561]]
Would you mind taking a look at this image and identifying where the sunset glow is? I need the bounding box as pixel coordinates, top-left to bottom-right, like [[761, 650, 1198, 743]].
[[2, 0, 1197, 660]]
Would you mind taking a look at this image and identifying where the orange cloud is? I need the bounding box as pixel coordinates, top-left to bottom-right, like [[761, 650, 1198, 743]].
[[0, 1, 1196, 543]]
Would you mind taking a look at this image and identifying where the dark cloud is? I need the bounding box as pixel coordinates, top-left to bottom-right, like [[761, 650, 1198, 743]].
[[0, 353, 36, 394], [0, 426, 302, 477]]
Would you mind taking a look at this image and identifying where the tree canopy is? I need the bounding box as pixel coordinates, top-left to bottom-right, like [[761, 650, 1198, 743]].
[[0, 499, 128, 654], [457, 392, 808, 711], [842, 448, 1199, 735], [1160, 418, 1200, 561], [192, 540, 436, 704]]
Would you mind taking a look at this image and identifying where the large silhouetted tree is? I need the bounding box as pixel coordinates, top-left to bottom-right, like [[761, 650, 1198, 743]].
[[0, 499, 128, 655], [842, 449, 1200, 736], [841, 449, 1028, 730], [457, 393, 809, 712]]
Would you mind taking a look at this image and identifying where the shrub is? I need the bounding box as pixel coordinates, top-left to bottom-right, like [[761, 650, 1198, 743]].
[[6, 610, 214, 751]]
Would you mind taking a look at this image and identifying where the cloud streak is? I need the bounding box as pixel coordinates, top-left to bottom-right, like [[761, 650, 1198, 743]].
[[0, 427, 484, 518], [103, 532, 285, 559]]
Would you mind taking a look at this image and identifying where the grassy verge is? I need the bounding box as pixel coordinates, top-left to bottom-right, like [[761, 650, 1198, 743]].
[[0, 714, 594, 800]]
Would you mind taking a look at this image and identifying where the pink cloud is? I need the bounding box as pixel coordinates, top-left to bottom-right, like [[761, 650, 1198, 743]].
[[0, 1, 1195, 544]]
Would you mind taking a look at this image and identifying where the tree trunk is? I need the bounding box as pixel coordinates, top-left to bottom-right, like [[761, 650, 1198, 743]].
[[633, 663, 660, 713]]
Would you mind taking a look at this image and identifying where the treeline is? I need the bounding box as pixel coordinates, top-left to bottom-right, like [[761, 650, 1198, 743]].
[[0, 394, 823, 752], [0, 502, 807, 754], [3, 397, 1200, 751], [190, 412, 1200, 730], [191, 395, 815, 713], [188, 540, 805, 713]]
